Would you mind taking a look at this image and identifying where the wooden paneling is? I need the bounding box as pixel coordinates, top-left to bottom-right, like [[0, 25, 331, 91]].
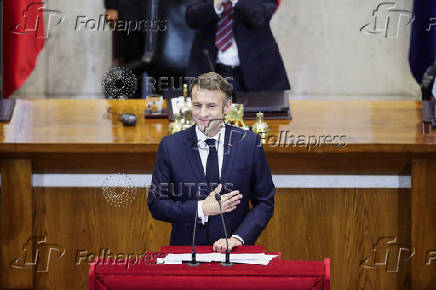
[[258, 188, 411, 290], [31, 187, 410, 290], [266, 153, 413, 175], [0, 99, 435, 289], [0, 159, 33, 288], [32, 187, 170, 290], [411, 159, 436, 290], [28, 152, 411, 175], [31, 153, 158, 174], [0, 99, 435, 154]]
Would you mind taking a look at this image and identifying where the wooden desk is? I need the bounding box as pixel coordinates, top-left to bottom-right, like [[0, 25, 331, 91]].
[[0, 99, 435, 289]]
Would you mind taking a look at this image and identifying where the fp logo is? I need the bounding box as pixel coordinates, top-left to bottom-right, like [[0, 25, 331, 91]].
[[360, 236, 415, 272], [10, 2, 65, 39], [360, 2, 415, 39], [10, 236, 65, 272]]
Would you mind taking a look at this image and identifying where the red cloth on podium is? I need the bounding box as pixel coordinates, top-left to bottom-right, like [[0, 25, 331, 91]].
[[89, 246, 330, 290]]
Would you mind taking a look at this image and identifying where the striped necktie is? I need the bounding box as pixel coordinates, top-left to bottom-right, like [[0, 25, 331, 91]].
[[215, 0, 233, 53]]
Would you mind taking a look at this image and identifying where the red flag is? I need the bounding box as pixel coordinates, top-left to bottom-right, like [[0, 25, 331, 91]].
[[276, 0, 281, 12], [3, 1, 45, 98]]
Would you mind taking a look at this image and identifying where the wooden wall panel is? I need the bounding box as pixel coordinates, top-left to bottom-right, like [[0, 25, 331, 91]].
[[0, 159, 33, 289], [31, 187, 411, 290], [33, 188, 170, 290], [411, 159, 436, 290], [257, 188, 411, 290], [26, 152, 412, 175]]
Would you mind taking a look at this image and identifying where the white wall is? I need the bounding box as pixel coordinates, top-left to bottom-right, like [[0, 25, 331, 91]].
[[271, 0, 420, 98], [14, 0, 420, 98], [14, 0, 112, 98]]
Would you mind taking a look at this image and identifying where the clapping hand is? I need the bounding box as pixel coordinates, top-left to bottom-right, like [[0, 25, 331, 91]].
[[202, 184, 243, 216], [214, 0, 225, 11]]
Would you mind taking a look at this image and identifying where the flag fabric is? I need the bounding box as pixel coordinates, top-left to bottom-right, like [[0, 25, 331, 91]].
[[3, 0, 45, 98], [409, 0, 436, 84]]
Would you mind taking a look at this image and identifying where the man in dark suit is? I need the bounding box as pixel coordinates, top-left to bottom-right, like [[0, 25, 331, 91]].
[[104, 0, 148, 97], [185, 0, 290, 92], [104, 0, 148, 64], [148, 72, 275, 251]]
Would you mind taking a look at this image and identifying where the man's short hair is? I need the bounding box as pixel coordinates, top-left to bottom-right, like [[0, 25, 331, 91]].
[[190, 72, 233, 100]]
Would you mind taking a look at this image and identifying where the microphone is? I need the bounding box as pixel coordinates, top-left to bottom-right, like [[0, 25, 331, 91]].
[[215, 193, 233, 266], [187, 191, 201, 266], [203, 49, 215, 72]]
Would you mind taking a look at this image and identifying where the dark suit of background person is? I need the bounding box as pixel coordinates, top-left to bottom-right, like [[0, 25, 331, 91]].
[[104, 0, 147, 97], [185, 0, 290, 93], [105, 0, 197, 98], [147, 124, 275, 246]]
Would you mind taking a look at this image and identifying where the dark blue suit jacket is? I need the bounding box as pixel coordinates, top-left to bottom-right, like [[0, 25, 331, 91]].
[[185, 0, 290, 91], [147, 124, 275, 245]]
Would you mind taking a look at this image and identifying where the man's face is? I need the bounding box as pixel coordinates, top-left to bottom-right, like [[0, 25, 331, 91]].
[[191, 85, 232, 136]]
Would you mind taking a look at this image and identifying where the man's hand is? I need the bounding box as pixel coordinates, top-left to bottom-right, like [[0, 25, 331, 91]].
[[202, 184, 242, 216], [213, 237, 242, 252], [105, 9, 118, 21], [214, 0, 225, 11], [105, 9, 118, 28]]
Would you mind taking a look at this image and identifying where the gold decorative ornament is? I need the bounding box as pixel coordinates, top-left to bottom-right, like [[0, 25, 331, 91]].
[[168, 113, 184, 135], [225, 103, 249, 130], [252, 112, 269, 144], [180, 84, 193, 127]]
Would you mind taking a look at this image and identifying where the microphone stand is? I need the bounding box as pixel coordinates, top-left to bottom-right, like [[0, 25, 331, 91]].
[[203, 49, 215, 73], [215, 193, 233, 266], [187, 191, 200, 266]]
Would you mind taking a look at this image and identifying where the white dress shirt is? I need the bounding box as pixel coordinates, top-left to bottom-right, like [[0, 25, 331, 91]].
[[195, 124, 225, 179], [195, 124, 225, 226], [195, 124, 244, 244], [214, 0, 240, 67]]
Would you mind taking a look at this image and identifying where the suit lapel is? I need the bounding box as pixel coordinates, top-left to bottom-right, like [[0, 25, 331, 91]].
[[185, 125, 237, 193], [220, 124, 235, 185]]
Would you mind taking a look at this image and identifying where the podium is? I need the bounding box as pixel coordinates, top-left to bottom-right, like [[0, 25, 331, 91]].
[[89, 246, 330, 290]]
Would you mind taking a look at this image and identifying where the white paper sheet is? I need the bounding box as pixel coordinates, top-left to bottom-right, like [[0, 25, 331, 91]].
[[161, 253, 278, 265]]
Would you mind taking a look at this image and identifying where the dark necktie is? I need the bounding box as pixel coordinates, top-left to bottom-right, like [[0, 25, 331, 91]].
[[215, 0, 233, 53], [205, 139, 220, 186]]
